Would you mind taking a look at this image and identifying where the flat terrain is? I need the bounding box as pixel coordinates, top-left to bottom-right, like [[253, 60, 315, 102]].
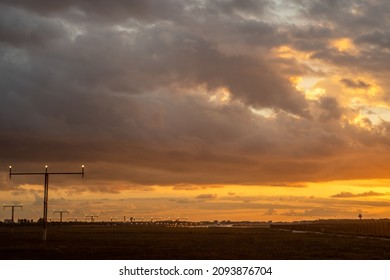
[[1, 224, 390, 259]]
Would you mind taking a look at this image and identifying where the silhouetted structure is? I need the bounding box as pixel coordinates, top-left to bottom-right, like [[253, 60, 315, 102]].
[[85, 214, 99, 222], [53, 209, 69, 223], [3, 203, 22, 236], [9, 165, 84, 242], [3, 204, 22, 224]]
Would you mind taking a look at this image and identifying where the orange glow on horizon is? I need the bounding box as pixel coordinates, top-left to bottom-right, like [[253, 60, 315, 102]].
[[3, 179, 390, 222]]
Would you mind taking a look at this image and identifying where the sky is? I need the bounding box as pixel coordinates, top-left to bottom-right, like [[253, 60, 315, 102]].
[[1, 0, 390, 222]]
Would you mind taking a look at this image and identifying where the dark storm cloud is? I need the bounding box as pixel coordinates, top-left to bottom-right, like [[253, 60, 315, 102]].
[[297, 0, 390, 31], [355, 31, 390, 49], [0, 0, 185, 23], [340, 78, 371, 89], [207, 0, 268, 16], [0, 4, 66, 47], [0, 5, 309, 129], [1, 0, 390, 190], [126, 27, 309, 114], [290, 25, 333, 41], [318, 96, 343, 121], [0, 1, 308, 133], [292, 0, 390, 72]]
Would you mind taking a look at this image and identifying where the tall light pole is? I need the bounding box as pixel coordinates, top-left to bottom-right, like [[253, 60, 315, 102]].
[[9, 165, 84, 242], [53, 209, 69, 223]]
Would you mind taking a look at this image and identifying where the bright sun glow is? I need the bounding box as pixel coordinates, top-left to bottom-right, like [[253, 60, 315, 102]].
[[330, 38, 359, 55], [208, 87, 231, 104]]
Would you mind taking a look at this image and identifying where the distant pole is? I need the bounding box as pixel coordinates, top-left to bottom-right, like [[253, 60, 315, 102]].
[[9, 165, 84, 242], [53, 209, 69, 224], [3, 204, 23, 223], [85, 214, 98, 223], [3, 204, 22, 236]]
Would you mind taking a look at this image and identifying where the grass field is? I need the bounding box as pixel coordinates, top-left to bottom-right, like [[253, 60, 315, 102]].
[[1, 224, 390, 260], [271, 219, 390, 238]]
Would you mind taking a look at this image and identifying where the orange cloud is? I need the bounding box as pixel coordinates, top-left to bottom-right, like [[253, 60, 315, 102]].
[[331, 191, 387, 198]]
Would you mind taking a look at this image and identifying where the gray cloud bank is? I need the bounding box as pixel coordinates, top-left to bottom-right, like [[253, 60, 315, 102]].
[[1, 0, 390, 190]]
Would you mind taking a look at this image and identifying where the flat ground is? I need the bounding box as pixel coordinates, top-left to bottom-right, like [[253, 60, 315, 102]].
[[1, 224, 390, 259]]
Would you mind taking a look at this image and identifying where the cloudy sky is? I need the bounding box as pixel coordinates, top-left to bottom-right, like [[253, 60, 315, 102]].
[[1, 0, 390, 222]]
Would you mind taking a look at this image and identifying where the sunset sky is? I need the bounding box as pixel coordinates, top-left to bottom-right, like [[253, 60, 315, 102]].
[[1, 0, 390, 222]]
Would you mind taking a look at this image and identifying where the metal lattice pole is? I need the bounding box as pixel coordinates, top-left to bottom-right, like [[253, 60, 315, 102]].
[[9, 165, 84, 242]]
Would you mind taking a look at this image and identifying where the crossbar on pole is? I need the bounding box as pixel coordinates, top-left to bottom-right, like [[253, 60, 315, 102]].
[[9, 165, 84, 242]]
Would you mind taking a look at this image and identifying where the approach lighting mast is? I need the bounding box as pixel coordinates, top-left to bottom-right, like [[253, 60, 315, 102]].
[[3, 203, 23, 224], [85, 214, 98, 222], [3, 203, 23, 236], [53, 209, 69, 223], [9, 165, 84, 242]]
